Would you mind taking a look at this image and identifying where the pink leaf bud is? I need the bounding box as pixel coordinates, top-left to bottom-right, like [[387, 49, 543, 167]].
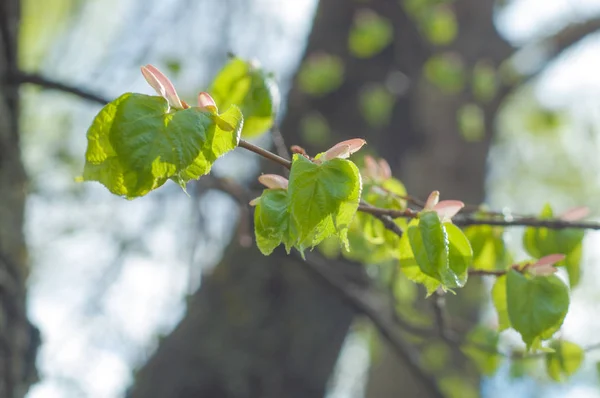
[[377, 158, 392, 180], [197, 92, 218, 113], [141, 65, 185, 109], [424, 191, 440, 210], [322, 139, 367, 161], [434, 200, 464, 222], [560, 206, 590, 221], [258, 174, 289, 190]]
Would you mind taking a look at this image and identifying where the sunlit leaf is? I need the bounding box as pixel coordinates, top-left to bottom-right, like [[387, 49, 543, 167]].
[[253, 189, 295, 255], [81, 93, 241, 198], [209, 57, 278, 138], [288, 154, 362, 250]]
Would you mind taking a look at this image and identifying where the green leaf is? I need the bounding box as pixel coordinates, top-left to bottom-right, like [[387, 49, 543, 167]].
[[348, 9, 393, 58], [81, 93, 241, 198], [545, 340, 584, 382], [409, 212, 448, 278], [209, 57, 278, 138], [491, 275, 510, 331], [407, 212, 470, 290], [253, 189, 296, 255], [461, 326, 503, 376], [399, 224, 443, 296], [288, 154, 362, 250], [446, 222, 472, 285], [465, 225, 511, 271], [506, 270, 570, 349], [522, 204, 585, 287]]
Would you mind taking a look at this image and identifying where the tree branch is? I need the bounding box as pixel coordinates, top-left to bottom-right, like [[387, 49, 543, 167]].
[[7, 71, 110, 105], [299, 251, 445, 398]]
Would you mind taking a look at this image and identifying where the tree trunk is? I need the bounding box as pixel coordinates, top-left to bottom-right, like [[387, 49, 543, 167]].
[[0, 1, 40, 397], [128, 242, 354, 398]]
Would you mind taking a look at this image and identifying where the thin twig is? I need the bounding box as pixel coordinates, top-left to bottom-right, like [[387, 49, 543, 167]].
[[299, 251, 445, 398], [8, 72, 110, 105], [453, 216, 600, 230], [239, 139, 292, 169]]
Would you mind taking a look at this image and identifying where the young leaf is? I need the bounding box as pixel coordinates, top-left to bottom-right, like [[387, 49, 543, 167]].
[[545, 340, 584, 382], [253, 189, 295, 255], [209, 57, 279, 138], [81, 93, 242, 198], [399, 220, 444, 296], [287, 154, 361, 250], [405, 212, 470, 291], [506, 270, 570, 349]]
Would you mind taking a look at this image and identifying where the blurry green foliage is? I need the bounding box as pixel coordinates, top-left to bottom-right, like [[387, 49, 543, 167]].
[[465, 224, 511, 271], [298, 53, 345, 96], [422, 341, 451, 372], [522, 204, 584, 287], [359, 84, 396, 127], [19, 0, 78, 70], [300, 111, 331, 146], [546, 340, 584, 382], [472, 61, 498, 102], [457, 103, 485, 142], [422, 6, 458, 45], [525, 109, 565, 136], [424, 53, 466, 94], [348, 9, 393, 58], [439, 375, 479, 398], [461, 326, 503, 375]]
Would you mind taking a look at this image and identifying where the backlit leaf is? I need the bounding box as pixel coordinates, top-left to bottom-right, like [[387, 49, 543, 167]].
[[506, 270, 569, 349], [209, 57, 278, 138]]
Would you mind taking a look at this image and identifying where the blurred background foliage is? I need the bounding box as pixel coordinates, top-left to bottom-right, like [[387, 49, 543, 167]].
[[5, 0, 600, 397]]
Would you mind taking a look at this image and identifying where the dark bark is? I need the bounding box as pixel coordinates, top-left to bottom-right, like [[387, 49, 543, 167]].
[[128, 243, 354, 398], [0, 0, 40, 397]]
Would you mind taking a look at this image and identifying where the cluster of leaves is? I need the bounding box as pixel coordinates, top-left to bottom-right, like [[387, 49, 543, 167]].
[[80, 57, 591, 384], [252, 143, 363, 255]]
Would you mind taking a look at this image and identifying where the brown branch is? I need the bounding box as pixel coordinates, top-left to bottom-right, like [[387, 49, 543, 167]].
[[498, 16, 600, 102], [239, 139, 292, 169], [8, 71, 110, 105]]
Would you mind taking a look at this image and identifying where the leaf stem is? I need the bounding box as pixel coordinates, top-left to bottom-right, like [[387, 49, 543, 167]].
[[238, 139, 292, 169]]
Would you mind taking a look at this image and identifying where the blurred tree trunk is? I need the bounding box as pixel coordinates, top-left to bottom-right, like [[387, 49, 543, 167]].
[[281, 0, 512, 396], [0, 1, 39, 397], [129, 242, 354, 398], [130, 0, 513, 396]]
